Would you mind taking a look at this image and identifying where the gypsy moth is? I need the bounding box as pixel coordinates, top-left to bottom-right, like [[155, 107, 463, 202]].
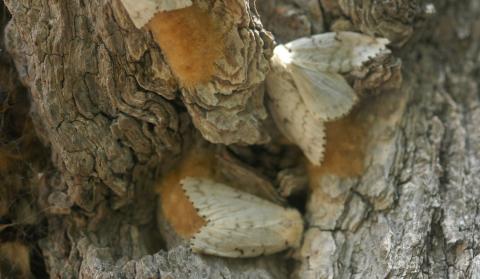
[[266, 31, 390, 165], [181, 177, 304, 258]]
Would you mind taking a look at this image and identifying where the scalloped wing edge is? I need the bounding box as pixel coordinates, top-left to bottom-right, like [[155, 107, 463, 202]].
[[266, 69, 327, 165], [284, 31, 391, 73]]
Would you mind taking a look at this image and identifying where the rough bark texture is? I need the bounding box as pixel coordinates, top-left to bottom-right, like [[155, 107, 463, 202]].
[[176, 0, 274, 145], [2, 0, 480, 278]]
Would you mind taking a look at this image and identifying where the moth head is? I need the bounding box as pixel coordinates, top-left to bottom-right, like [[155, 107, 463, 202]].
[[272, 44, 292, 67]]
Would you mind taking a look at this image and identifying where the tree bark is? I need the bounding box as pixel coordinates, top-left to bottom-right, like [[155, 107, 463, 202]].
[[2, 0, 480, 278]]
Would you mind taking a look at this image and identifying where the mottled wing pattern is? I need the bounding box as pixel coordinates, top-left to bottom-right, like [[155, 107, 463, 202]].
[[266, 68, 326, 165], [286, 31, 391, 73], [120, 0, 193, 28], [181, 177, 303, 258], [289, 64, 357, 121]]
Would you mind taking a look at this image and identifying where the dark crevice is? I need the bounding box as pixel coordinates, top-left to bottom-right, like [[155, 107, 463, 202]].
[[422, 208, 449, 277], [0, 2, 51, 279], [286, 187, 308, 214]]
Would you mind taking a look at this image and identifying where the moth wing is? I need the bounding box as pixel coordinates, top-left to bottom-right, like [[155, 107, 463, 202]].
[[191, 222, 296, 258], [286, 31, 390, 73], [266, 69, 326, 165], [290, 64, 357, 121], [181, 177, 303, 258], [120, 0, 193, 28]]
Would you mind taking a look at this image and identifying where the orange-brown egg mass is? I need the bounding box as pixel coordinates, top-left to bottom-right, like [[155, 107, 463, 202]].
[[147, 5, 224, 88], [308, 111, 367, 184], [157, 148, 215, 238]]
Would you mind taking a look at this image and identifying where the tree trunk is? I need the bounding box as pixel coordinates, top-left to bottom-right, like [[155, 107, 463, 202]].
[[1, 0, 480, 278]]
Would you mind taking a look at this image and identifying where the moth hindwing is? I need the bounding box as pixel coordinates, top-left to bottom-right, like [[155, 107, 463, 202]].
[[119, 0, 193, 28], [181, 177, 304, 258]]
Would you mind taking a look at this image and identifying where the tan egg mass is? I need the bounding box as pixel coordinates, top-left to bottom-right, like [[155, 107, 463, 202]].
[[157, 148, 214, 238], [147, 5, 224, 88], [307, 110, 368, 188]]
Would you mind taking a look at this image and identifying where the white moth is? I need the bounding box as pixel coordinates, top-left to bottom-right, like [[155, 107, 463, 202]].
[[119, 0, 193, 28], [266, 31, 390, 165], [181, 177, 304, 258]]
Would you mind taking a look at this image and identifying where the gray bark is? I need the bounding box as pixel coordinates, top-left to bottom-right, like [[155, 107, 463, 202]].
[[1, 0, 480, 278]]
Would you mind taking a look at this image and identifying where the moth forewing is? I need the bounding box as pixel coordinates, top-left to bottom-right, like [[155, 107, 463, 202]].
[[119, 0, 193, 28], [272, 31, 393, 118], [181, 177, 304, 258], [290, 65, 358, 121], [286, 31, 391, 73], [266, 68, 327, 165]]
